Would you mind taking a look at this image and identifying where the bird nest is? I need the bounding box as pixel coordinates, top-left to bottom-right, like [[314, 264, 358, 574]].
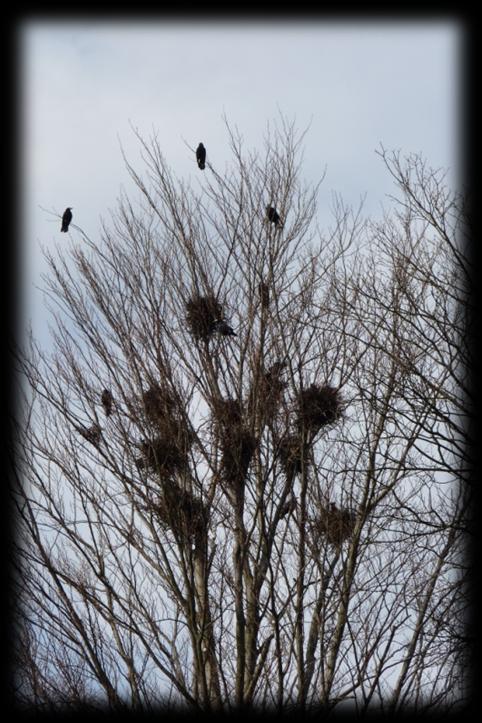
[[220, 429, 257, 488], [296, 384, 343, 433], [142, 384, 178, 423], [248, 362, 286, 423], [185, 294, 224, 339], [311, 503, 356, 548], [78, 423, 102, 447], [278, 434, 306, 478], [260, 364, 286, 413], [209, 396, 255, 489], [135, 436, 188, 476], [211, 397, 243, 430], [141, 384, 194, 448], [156, 483, 208, 549]]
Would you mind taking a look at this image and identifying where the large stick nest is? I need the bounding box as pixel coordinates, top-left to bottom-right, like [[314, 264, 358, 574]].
[[141, 384, 194, 451], [211, 397, 243, 430], [262, 364, 286, 413], [78, 423, 102, 448], [210, 396, 256, 489], [135, 436, 188, 476], [296, 384, 343, 433], [311, 503, 356, 548], [185, 294, 224, 339], [248, 362, 287, 423], [278, 434, 306, 478], [220, 429, 257, 489], [142, 384, 178, 424], [208, 395, 255, 489], [156, 483, 208, 549]]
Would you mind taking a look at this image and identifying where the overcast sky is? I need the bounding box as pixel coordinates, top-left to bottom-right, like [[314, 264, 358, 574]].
[[20, 19, 460, 347]]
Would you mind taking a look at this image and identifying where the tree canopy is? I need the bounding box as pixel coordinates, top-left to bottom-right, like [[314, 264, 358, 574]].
[[11, 118, 472, 714]]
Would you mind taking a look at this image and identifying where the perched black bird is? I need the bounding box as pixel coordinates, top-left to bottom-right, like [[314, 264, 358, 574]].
[[213, 320, 236, 336], [101, 389, 113, 416], [196, 142, 206, 170], [61, 207, 73, 232], [266, 206, 282, 228]]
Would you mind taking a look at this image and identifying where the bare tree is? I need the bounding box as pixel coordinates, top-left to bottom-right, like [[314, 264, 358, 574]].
[[11, 118, 471, 713]]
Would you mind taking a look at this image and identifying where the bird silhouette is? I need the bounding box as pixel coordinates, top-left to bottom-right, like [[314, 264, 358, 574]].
[[101, 389, 113, 416], [266, 206, 282, 228], [212, 320, 236, 336], [196, 143, 206, 170], [61, 207, 73, 232]]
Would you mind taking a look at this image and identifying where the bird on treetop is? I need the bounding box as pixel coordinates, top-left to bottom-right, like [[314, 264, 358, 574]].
[[61, 207, 73, 232], [196, 143, 206, 170]]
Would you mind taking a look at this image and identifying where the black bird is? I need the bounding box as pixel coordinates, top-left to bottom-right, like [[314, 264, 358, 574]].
[[266, 205, 282, 228], [101, 389, 113, 416], [61, 207, 73, 232], [213, 320, 236, 336], [196, 143, 206, 170]]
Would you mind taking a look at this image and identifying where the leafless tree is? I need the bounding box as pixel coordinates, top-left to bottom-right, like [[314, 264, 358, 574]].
[[11, 118, 472, 714]]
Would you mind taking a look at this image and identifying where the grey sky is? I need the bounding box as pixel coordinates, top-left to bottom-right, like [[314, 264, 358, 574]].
[[21, 20, 460, 346]]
